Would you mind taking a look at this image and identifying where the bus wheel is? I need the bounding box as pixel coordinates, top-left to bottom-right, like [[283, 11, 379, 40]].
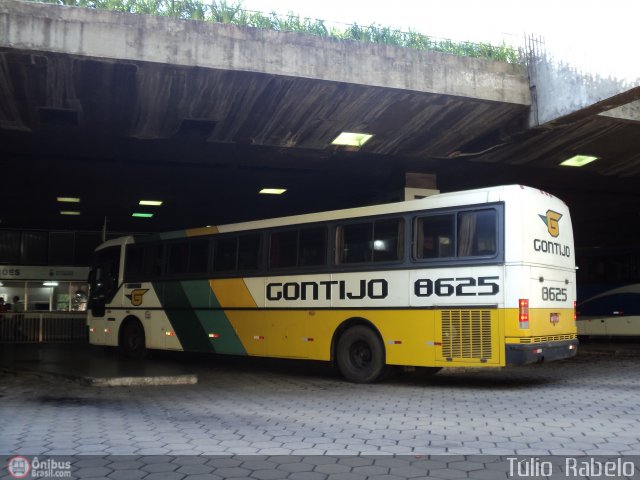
[[336, 326, 386, 383], [120, 319, 147, 358]]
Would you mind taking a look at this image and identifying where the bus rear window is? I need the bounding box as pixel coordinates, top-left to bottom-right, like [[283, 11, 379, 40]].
[[415, 209, 497, 260], [457, 209, 496, 257]]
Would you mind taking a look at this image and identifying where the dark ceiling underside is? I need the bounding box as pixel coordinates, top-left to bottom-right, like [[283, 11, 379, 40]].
[[1, 48, 640, 249]]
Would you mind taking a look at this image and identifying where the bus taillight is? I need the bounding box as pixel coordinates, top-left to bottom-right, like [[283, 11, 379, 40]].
[[519, 299, 529, 329], [574, 301, 577, 321]]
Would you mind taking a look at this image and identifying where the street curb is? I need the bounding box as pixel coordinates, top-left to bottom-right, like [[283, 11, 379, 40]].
[[1, 366, 198, 387]]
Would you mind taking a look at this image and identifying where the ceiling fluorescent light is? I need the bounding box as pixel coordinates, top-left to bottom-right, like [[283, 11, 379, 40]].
[[139, 200, 163, 206], [331, 132, 373, 147], [57, 197, 80, 203], [43, 281, 59, 287], [259, 188, 287, 195], [60, 211, 81, 216], [132, 212, 154, 218], [560, 155, 599, 167]]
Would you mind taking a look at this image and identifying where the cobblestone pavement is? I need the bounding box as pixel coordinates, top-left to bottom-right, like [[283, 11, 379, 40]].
[[1, 352, 639, 478]]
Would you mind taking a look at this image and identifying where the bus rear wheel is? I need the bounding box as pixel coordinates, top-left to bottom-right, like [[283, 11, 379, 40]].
[[336, 326, 386, 383], [120, 319, 147, 358]]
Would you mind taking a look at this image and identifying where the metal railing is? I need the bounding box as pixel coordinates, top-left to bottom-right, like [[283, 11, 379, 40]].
[[0, 313, 88, 343]]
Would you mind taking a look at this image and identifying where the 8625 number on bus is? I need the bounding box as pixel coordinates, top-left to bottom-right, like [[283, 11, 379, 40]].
[[541, 286, 568, 302], [414, 276, 500, 297]]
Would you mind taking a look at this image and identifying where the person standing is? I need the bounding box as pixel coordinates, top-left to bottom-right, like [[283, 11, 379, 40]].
[[12, 296, 22, 313]]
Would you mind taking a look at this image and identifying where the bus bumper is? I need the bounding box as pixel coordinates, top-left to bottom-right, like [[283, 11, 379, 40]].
[[506, 339, 579, 365]]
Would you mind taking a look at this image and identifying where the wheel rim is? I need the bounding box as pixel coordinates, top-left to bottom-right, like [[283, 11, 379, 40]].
[[349, 340, 372, 369]]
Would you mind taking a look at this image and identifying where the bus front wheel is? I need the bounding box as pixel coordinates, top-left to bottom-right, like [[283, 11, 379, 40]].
[[120, 319, 147, 358], [336, 326, 386, 383]]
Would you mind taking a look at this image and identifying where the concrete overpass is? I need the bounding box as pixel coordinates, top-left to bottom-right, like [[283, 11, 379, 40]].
[[1, 0, 639, 248]]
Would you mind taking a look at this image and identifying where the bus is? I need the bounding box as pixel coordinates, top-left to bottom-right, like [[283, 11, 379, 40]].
[[87, 185, 578, 382], [576, 246, 640, 337]]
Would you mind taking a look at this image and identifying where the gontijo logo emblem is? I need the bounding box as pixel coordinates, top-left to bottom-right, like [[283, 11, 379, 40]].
[[539, 210, 562, 238], [126, 288, 149, 306]]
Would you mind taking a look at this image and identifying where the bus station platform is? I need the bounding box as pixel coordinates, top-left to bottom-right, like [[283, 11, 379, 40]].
[[0, 343, 198, 386]]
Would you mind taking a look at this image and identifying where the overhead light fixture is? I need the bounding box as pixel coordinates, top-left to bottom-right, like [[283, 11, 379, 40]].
[[259, 188, 287, 195], [60, 211, 81, 216], [43, 281, 59, 287], [139, 200, 163, 206], [560, 155, 599, 167], [57, 197, 80, 203], [331, 132, 374, 148], [132, 212, 154, 218]]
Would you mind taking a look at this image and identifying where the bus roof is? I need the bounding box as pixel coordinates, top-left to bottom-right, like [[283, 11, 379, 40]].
[[98, 184, 564, 248]]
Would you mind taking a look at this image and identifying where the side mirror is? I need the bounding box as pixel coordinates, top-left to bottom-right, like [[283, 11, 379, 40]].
[[90, 296, 106, 317]]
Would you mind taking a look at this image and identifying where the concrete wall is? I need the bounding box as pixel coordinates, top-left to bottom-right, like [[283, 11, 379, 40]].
[[528, 56, 640, 126], [0, 0, 529, 105]]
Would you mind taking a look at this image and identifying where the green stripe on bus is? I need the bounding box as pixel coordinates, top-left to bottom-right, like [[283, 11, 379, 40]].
[[182, 280, 247, 355], [160, 281, 214, 353], [159, 280, 247, 355]]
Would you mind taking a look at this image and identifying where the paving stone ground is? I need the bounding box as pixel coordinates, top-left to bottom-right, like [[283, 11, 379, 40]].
[[1, 351, 639, 478]]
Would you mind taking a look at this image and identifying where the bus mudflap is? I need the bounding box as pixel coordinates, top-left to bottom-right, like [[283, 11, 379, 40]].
[[505, 339, 578, 365]]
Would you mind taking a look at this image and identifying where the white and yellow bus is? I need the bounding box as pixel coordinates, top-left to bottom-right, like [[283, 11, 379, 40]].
[[87, 185, 578, 382]]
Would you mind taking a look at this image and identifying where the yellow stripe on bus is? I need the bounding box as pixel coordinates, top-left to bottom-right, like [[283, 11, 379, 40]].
[[210, 279, 258, 308]]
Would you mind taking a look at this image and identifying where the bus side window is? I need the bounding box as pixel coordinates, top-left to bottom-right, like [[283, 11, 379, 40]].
[[213, 237, 237, 272], [125, 244, 164, 280], [373, 218, 403, 262], [238, 234, 262, 271], [145, 244, 164, 277], [339, 223, 373, 264], [168, 242, 189, 275], [458, 209, 496, 257], [125, 245, 144, 279], [188, 239, 210, 274], [416, 214, 454, 259], [270, 230, 297, 269], [299, 227, 326, 266]]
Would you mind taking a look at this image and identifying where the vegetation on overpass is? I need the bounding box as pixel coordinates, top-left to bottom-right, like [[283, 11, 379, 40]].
[[28, 0, 523, 64]]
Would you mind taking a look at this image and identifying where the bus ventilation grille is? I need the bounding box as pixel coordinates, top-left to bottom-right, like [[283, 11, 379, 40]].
[[519, 334, 576, 344], [441, 310, 492, 361]]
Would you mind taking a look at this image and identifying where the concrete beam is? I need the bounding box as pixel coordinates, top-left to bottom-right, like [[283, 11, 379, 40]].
[[599, 99, 640, 124], [0, 0, 529, 105]]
